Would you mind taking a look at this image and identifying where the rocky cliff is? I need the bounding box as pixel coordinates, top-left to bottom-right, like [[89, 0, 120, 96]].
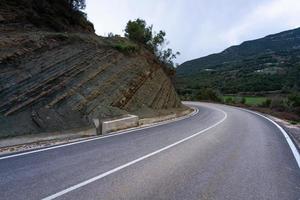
[[0, 1, 182, 137]]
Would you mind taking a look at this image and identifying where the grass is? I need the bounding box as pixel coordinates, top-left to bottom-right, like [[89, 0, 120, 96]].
[[223, 95, 267, 106], [114, 43, 137, 54], [243, 96, 267, 106], [112, 39, 138, 54]]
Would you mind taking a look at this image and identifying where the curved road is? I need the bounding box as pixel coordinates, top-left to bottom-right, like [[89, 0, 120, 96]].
[[0, 102, 300, 200]]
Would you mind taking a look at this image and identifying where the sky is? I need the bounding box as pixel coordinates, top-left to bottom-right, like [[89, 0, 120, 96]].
[[85, 0, 300, 64]]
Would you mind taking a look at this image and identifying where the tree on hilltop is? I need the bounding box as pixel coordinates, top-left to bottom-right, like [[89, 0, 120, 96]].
[[124, 18, 180, 67], [68, 0, 86, 10]]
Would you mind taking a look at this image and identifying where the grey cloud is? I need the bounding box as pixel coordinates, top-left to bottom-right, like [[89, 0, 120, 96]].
[[86, 0, 300, 63]]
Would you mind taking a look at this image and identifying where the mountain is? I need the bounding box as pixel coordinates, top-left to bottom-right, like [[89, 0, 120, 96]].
[[176, 27, 300, 98], [0, 0, 182, 137]]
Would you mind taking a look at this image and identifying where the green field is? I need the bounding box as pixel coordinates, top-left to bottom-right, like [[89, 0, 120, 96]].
[[223, 96, 267, 106]]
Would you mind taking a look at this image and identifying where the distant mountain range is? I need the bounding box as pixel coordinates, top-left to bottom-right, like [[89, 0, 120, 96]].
[[176, 27, 300, 97]]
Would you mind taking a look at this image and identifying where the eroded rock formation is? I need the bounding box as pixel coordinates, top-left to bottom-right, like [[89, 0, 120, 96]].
[[0, 3, 182, 137]]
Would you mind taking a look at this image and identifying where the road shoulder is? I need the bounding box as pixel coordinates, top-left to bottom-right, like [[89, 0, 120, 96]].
[[270, 116, 300, 150], [0, 107, 195, 156]]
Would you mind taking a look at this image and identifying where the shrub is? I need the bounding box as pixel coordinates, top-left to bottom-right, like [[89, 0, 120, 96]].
[[235, 96, 245, 104], [240, 97, 246, 104], [261, 98, 272, 107], [113, 42, 138, 54], [287, 92, 300, 116], [288, 92, 300, 107], [225, 97, 234, 104], [197, 88, 222, 102], [270, 98, 286, 111]]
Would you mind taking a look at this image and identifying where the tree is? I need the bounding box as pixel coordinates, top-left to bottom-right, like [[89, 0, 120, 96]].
[[151, 30, 166, 51], [158, 48, 180, 66], [107, 32, 115, 37], [124, 19, 180, 67], [68, 0, 86, 10], [124, 19, 152, 45]]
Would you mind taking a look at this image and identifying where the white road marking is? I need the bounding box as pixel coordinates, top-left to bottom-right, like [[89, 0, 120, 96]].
[[0, 108, 198, 160], [104, 115, 136, 123], [240, 108, 300, 168], [41, 108, 227, 200]]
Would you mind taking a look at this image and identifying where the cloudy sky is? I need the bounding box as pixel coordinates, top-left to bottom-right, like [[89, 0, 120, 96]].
[[86, 0, 300, 64]]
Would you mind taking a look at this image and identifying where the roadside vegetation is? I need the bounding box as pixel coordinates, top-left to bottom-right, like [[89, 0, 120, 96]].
[[182, 87, 300, 123], [223, 96, 267, 106], [175, 27, 300, 123]]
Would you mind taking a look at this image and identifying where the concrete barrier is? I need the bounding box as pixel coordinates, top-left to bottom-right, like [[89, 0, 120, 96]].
[[102, 115, 139, 134]]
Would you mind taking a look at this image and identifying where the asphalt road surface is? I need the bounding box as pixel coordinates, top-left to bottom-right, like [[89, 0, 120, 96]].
[[0, 102, 300, 200]]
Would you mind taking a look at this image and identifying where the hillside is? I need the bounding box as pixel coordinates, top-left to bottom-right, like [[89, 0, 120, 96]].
[[176, 27, 300, 97], [0, 1, 183, 137]]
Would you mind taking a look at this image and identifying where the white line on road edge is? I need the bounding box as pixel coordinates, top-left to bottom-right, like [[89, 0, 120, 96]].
[[239, 108, 300, 168], [41, 108, 227, 200], [0, 108, 199, 161]]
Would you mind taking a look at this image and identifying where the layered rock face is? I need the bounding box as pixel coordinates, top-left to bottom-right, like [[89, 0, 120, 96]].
[[0, 4, 182, 137]]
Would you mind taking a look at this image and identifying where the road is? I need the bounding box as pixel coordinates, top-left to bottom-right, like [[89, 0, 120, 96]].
[[0, 102, 300, 200]]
